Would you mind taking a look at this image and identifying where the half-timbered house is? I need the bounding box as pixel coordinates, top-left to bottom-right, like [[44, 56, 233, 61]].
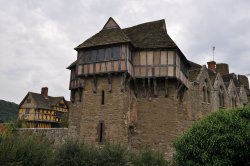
[[19, 87, 69, 128]]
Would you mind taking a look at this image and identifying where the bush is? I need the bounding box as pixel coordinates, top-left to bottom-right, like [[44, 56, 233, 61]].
[[54, 140, 98, 166], [0, 129, 169, 165], [97, 143, 129, 166], [0, 134, 52, 166], [174, 106, 250, 166], [131, 149, 169, 166], [55, 141, 129, 166]]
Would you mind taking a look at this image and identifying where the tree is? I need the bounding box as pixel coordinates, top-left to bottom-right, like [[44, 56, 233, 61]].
[[174, 106, 250, 166]]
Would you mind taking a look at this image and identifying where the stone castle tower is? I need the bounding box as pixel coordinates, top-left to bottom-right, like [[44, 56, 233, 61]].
[[67, 18, 249, 157]]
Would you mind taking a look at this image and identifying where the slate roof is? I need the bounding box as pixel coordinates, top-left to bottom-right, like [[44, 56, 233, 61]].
[[67, 60, 76, 69], [75, 18, 189, 64], [75, 27, 130, 49], [123, 20, 177, 49], [222, 73, 241, 87], [75, 19, 176, 50], [189, 61, 202, 70], [207, 69, 216, 84], [188, 62, 216, 84], [246, 89, 250, 96], [188, 68, 201, 82], [22, 92, 69, 110]]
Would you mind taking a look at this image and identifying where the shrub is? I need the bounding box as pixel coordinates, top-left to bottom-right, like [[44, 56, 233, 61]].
[[97, 143, 129, 166], [54, 140, 99, 166], [55, 141, 130, 166], [131, 149, 169, 166], [0, 134, 52, 166], [174, 106, 250, 166]]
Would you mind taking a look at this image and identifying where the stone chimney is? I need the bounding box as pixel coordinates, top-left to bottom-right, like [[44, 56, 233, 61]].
[[207, 61, 216, 72], [41, 87, 48, 97], [216, 63, 229, 75]]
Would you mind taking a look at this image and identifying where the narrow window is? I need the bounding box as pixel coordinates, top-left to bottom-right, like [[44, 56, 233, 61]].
[[25, 108, 30, 115], [99, 122, 104, 142], [219, 86, 225, 107], [221, 93, 224, 107], [203, 86, 206, 102], [101, 90, 105, 105], [207, 89, 211, 103], [232, 98, 235, 108]]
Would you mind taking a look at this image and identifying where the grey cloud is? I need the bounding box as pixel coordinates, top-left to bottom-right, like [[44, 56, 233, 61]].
[[0, 0, 249, 103]]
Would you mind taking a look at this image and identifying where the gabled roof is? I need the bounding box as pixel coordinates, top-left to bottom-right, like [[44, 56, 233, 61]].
[[123, 19, 177, 49], [19, 92, 69, 110], [75, 18, 190, 65], [207, 69, 216, 84], [103, 17, 120, 29], [189, 61, 202, 70], [188, 64, 217, 85], [67, 60, 76, 69], [246, 89, 250, 96], [75, 18, 178, 50], [222, 73, 241, 87], [75, 18, 130, 49], [188, 68, 201, 82]]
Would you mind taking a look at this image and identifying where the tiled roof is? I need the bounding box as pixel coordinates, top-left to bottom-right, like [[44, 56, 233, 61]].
[[189, 61, 202, 70], [123, 19, 177, 49], [188, 68, 201, 82], [74, 18, 189, 64], [76, 19, 178, 50], [75, 27, 130, 49], [28, 92, 68, 110], [246, 89, 250, 96], [222, 73, 241, 87], [67, 60, 76, 69], [207, 69, 216, 84]]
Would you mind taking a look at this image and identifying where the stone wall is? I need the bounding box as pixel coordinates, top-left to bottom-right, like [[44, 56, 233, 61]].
[[130, 81, 193, 159], [67, 68, 249, 159], [69, 75, 129, 144], [17, 128, 69, 145]]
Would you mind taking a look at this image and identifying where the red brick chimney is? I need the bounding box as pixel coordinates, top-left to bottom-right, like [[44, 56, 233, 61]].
[[41, 87, 48, 97], [207, 61, 216, 73]]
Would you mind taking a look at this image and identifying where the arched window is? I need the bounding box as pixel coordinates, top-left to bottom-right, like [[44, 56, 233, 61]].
[[203, 86, 206, 102], [231, 98, 235, 108], [232, 91, 237, 108], [219, 86, 225, 107], [207, 89, 211, 103], [202, 80, 211, 103]]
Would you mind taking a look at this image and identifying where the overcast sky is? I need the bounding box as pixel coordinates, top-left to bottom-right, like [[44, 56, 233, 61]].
[[0, 0, 250, 103]]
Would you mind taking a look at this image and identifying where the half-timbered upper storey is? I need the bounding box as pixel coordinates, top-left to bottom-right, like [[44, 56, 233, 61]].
[[68, 17, 190, 89]]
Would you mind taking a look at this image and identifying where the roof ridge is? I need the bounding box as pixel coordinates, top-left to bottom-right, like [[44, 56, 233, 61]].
[[29, 92, 63, 98], [123, 19, 165, 30]]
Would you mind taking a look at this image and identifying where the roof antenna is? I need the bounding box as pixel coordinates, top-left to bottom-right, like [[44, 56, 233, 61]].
[[213, 46, 215, 61]]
